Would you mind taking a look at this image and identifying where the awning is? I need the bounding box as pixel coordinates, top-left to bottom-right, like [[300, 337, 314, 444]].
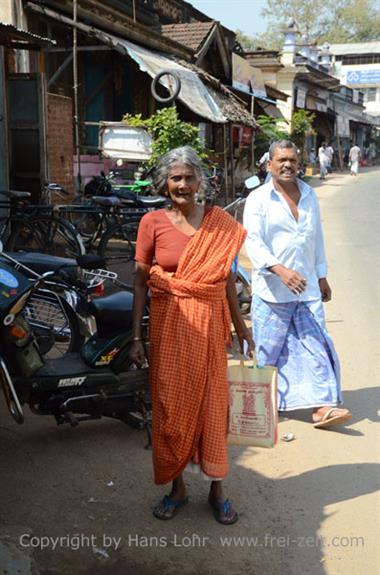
[[99, 34, 227, 123], [0, 21, 55, 49], [256, 100, 285, 120]]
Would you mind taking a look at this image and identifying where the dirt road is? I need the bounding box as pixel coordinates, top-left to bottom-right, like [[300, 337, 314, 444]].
[[1, 168, 379, 575]]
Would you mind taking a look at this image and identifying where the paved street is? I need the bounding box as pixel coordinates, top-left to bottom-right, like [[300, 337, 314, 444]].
[[0, 167, 379, 575]]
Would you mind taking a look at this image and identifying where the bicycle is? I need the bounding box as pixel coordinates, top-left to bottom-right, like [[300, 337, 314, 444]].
[[0, 190, 85, 258]]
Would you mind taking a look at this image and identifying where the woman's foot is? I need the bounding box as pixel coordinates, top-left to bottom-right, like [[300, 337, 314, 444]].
[[153, 475, 188, 520], [312, 406, 352, 428], [153, 494, 189, 520], [208, 481, 238, 525]]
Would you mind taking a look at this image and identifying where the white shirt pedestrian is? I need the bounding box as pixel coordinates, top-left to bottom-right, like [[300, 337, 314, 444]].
[[349, 145, 361, 175]]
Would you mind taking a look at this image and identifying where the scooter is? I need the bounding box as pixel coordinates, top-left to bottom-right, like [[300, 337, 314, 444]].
[[0, 242, 151, 442]]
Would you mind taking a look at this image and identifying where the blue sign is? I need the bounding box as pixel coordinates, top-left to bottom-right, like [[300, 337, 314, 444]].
[[346, 69, 380, 85]]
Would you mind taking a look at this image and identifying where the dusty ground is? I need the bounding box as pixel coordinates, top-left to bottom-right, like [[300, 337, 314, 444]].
[[0, 167, 379, 575]]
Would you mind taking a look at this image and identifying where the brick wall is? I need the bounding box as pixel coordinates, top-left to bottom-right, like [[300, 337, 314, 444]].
[[47, 93, 74, 200]]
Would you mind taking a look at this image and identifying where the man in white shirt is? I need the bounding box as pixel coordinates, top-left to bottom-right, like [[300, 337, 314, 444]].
[[318, 142, 329, 180], [243, 140, 352, 428], [326, 143, 334, 172], [349, 143, 361, 176]]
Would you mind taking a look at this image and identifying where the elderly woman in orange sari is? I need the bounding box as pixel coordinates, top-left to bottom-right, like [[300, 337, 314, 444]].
[[129, 146, 254, 525]]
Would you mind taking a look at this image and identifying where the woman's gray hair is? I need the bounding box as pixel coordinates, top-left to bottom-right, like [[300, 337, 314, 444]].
[[152, 146, 208, 197], [269, 140, 298, 159]]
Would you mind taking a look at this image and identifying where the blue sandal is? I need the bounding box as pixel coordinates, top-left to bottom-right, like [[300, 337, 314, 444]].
[[208, 497, 239, 525], [153, 494, 189, 520]]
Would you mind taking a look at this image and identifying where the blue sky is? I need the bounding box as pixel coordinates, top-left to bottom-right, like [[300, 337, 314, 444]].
[[189, 0, 269, 36]]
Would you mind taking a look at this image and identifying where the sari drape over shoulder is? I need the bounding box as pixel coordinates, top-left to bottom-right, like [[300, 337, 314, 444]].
[[148, 206, 246, 484]]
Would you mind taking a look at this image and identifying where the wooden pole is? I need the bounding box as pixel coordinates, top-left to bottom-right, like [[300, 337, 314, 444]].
[[250, 95, 255, 173], [223, 123, 228, 206], [73, 0, 81, 191], [230, 123, 235, 201]]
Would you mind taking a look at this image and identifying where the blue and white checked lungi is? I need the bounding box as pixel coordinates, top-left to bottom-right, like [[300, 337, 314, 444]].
[[252, 295, 342, 411]]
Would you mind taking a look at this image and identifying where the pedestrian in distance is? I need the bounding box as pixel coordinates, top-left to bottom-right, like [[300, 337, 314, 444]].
[[129, 146, 255, 524], [243, 139, 352, 429], [326, 143, 334, 173], [318, 142, 329, 180], [308, 148, 317, 167], [349, 142, 361, 176]]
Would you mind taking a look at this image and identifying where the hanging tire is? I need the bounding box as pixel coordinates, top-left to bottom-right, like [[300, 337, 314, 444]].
[[151, 70, 181, 104]]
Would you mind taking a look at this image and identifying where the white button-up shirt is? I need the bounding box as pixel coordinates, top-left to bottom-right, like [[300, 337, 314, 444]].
[[243, 178, 327, 303]]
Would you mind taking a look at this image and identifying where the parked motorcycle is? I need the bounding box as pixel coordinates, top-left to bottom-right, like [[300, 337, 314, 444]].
[[0, 243, 151, 440], [0, 251, 115, 359]]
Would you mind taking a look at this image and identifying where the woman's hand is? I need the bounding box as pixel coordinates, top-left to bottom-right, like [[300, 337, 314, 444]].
[[129, 341, 146, 368], [235, 325, 255, 358]]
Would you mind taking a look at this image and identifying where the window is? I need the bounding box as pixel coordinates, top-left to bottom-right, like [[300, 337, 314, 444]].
[[363, 88, 377, 102]]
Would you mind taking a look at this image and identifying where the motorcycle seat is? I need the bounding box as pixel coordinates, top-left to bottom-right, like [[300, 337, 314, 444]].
[[89, 291, 134, 336], [2, 252, 78, 276], [91, 196, 122, 207]]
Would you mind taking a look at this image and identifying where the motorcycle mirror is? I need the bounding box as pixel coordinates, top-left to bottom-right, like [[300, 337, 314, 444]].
[[245, 175, 261, 190]]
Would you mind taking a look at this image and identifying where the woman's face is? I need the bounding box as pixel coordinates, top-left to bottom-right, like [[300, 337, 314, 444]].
[[166, 163, 200, 207]]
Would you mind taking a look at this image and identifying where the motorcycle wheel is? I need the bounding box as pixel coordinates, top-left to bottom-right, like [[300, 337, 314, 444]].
[[24, 291, 83, 359], [235, 271, 252, 315]]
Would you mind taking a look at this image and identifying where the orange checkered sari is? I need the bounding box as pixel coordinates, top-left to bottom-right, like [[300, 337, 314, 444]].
[[148, 206, 246, 484]]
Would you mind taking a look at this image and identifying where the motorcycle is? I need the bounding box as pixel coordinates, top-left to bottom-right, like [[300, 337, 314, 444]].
[[0, 242, 151, 441], [0, 251, 116, 359]]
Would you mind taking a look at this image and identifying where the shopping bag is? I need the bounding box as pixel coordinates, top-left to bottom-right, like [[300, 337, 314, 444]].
[[227, 357, 278, 448]]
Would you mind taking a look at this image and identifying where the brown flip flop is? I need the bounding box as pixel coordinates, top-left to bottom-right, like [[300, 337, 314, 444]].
[[313, 408, 352, 429]]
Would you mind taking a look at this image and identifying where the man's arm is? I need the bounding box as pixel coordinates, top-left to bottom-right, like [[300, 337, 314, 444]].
[[313, 193, 331, 302]]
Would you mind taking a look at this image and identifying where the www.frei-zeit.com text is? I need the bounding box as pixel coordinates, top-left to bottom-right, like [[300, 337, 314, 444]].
[[19, 533, 365, 551]]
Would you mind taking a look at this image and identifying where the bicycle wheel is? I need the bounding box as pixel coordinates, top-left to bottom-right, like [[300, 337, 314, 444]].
[[64, 203, 103, 242], [23, 290, 83, 359], [7, 216, 85, 258], [97, 220, 139, 288]]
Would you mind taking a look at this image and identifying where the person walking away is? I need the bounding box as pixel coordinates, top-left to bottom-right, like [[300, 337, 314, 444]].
[[326, 143, 334, 173], [308, 148, 317, 167], [349, 143, 361, 176], [318, 142, 329, 180], [129, 146, 254, 525], [243, 139, 352, 429]]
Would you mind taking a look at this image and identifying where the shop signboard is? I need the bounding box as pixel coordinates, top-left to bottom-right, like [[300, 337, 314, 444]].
[[346, 69, 380, 85], [232, 53, 267, 98]]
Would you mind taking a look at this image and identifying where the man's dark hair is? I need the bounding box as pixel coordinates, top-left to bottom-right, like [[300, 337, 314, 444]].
[[269, 140, 298, 159]]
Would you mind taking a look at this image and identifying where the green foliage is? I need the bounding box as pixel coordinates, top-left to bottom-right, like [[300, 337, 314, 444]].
[[122, 108, 206, 167], [291, 110, 316, 141], [255, 115, 289, 144], [253, 0, 380, 48], [235, 30, 257, 51], [291, 110, 316, 158]]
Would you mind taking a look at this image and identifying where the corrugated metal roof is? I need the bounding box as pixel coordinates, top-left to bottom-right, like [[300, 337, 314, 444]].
[[0, 21, 55, 47], [328, 41, 380, 55]]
